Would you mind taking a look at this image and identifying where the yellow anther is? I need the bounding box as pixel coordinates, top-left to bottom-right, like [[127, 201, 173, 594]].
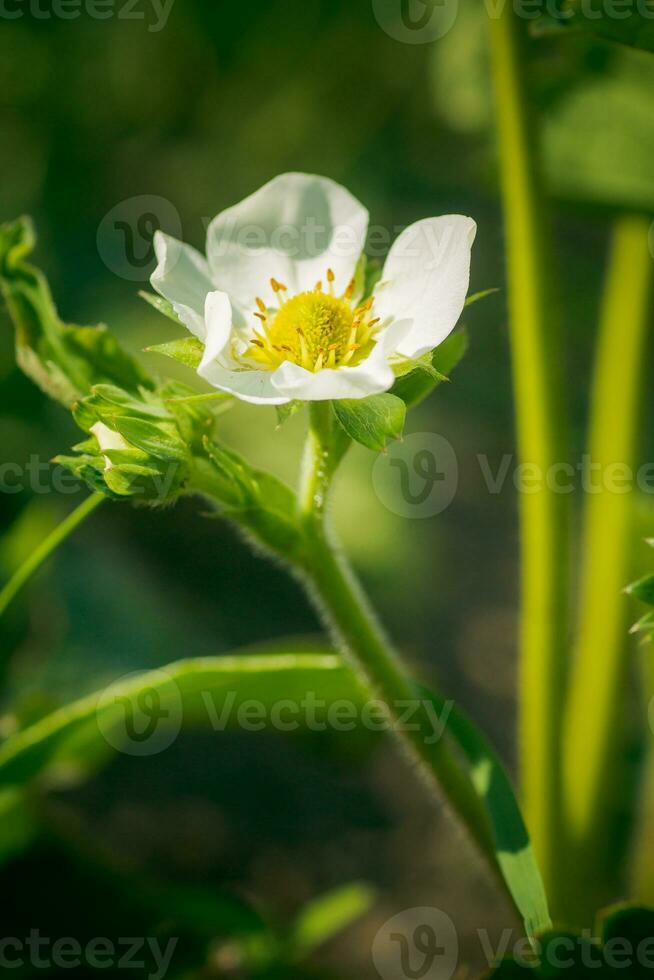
[[256, 297, 267, 313]]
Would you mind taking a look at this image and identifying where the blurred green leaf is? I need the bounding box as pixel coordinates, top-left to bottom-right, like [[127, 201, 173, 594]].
[[0, 789, 37, 866], [333, 394, 405, 451], [290, 881, 376, 959], [536, 2, 654, 54], [0, 217, 154, 407], [432, 7, 654, 213], [486, 903, 654, 976]]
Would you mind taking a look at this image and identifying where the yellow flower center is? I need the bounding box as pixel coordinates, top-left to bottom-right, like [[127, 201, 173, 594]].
[[243, 271, 380, 373]]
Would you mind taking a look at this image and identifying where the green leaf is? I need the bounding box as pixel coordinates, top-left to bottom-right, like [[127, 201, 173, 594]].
[[0, 649, 546, 941], [146, 336, 205, 370], [333, 394, 406, 452], [290, 882, 376, 958], [0, 217, 154, 407], [392, 329, 469, 408], [626, 573, 654, 606], [139, 290, 184, 325], [0, 653, 364, 787], [415, 683, 551, 940]]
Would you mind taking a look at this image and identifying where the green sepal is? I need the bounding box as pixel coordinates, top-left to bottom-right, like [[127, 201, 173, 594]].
[[139, 290, 184, 325], [626, 573, 654, 606], [146, 336, 205, 370], [333, 393, 406, 452], [465, 287, 499, 308], [276, 401, 304, 428], [0, 217, 154, 407], [391, 328, 469, 408], [200, 437, 303, 557]]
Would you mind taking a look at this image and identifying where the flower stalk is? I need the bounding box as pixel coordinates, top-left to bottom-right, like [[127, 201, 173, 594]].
[[295, 403, 498, 875]]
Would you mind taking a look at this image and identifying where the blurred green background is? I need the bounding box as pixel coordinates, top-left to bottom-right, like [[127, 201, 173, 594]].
[[1, 0, 653, 976]]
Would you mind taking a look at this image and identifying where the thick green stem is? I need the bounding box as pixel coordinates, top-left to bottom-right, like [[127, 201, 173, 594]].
[[489, 8, 570, 905], [562, 215, 652, 919], [296, 404, 499, 878], [0, 493, 104, 621]]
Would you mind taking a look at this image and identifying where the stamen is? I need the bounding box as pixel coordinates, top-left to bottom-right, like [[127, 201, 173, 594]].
[[341, 342, 362, 365], [254, 312, 267, 322], [297, 328, 312, 370], [251, 339, 264, 349], [314, 281, 323, 292], [255, 297, 267, 313], [326, 268, 335, 295], [344, 278, 355, 300], [270, 278, 288, 304], [314, 349, 325, 372]]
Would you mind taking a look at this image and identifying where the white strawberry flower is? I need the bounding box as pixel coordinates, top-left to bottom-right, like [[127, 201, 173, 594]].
[[151, 173, 476, 405]]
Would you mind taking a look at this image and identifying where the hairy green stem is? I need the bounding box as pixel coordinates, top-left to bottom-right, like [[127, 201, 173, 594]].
[[0, 493, 104, 621], [488, 8, 570, 905], [296, 404, 499, 877], [562, 215, 652, 919]]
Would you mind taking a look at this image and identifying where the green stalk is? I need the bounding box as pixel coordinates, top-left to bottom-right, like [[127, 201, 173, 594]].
[[488, 8, 570, 903], [297, 404, 497, 871], [563, 215, 652, 918], [0, 493, 104, 620]]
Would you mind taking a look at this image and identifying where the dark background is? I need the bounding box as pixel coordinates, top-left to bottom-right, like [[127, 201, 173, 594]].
[[1, 1, 653, 976]]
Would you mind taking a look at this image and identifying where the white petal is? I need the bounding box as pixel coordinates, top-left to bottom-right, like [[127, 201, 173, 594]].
[[206, 173, 368, 310], [270, 320, 411, 402], [151, 231, 213, 340], [91, 422, 129, 471], [197, 360, 291, 405], [373, 215, 476, 359], [199, 291, 233, 372]]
